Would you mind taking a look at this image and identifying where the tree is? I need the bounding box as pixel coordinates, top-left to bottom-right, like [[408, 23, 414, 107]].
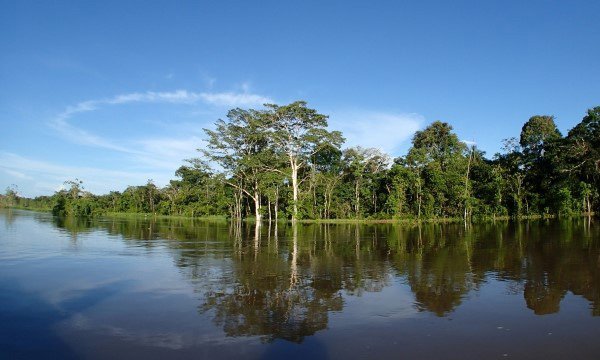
[[495, 138, 527, 216], [314, 145, 344, 219], [342, 147, 390, 218], [4, 185, 19, 207], [519, 115, 562, 159], [405, 121, 468, 218], [203, 108, 271, 221], [384, 160, 413, 217], [469, 151, 506, 217], [411, 121, 466, 168], [145, 179, 158, 214], [263, 101, 344, 222], [518, 116, 563, 213], [564, 107, 600, 213], [403, 148, 428, 218], [64, 179, 84, 199], [565, 108, 600, 181]]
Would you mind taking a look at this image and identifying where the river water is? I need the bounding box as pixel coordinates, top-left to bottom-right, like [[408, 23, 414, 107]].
[[1, 209, 599, 359]]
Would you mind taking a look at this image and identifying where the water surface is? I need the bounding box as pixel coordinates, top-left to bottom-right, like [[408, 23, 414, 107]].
[[1, 209, 599, 359]]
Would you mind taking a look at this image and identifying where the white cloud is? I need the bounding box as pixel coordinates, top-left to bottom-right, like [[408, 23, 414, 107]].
[[109, 90, 202, 105], [0, 152, 173, 197], [329, 111, 424, 156], [2, 169, 33, 180], [197, 91, 272, 107], [55, 89, 273, 123], [133, 136, 204, 170], [47, 88, 272, 172], [50, 119, 140, 154]]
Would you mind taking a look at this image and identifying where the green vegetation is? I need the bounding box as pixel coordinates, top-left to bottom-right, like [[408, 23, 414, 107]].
[[4, 103, 599, 222]]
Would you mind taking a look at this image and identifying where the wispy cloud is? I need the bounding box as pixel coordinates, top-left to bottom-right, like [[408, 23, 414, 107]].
[[55, 89, 273, 123], [329, 111, 424, 156], [50, 118, 140, 154], [48, 89, 273, 169], [197, 91, 273, 107], [2, 169, 33, 180], [133, 136, 205, 170]]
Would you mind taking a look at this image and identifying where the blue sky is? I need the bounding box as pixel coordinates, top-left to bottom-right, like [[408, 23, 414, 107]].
[[1, 0, 599, 197]]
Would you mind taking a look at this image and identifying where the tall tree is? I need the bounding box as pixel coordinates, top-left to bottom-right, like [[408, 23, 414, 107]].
[[203, 108, 271, 221], [263, 101, 344, 222], [495, 138, 527, 216], [63, 179, 84, 199], [342, 147, 390, 218], [411, 121, 466, 169], [406, 121, 468, 217], [564, 107, 600, 212], [565, 107, 600, 181], [518, 115, 563, 213], [519, 115, 562, 159], [3, 185, 19, 207], [314, 145, 344, 219]]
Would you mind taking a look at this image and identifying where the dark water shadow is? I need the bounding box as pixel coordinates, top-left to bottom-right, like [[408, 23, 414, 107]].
[[260, 337, 329, 360], [0, 279, 132, 359]]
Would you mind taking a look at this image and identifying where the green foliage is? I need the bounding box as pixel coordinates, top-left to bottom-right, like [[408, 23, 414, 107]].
[[51, 194, 66, 216], [13, 104, 600, 221], [519, 115, 562, 157], [1, 185, 19, 207]]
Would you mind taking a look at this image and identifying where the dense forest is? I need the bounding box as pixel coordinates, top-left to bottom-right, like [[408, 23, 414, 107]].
[[2, 102, 599, 222]]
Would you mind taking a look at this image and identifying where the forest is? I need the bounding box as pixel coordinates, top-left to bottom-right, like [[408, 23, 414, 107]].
[[2, 102, 599, 222]]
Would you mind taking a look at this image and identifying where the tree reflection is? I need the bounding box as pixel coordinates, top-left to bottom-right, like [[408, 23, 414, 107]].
[[36, 213, 600, 341], [200, 223, 345, 343], [516, 220, 600, 315], [387, 224, 481, 316]]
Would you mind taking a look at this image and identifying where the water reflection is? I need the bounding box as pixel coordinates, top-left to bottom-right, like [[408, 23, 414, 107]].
[[25, 212, 600, 341], [201, 235, 344, 342]]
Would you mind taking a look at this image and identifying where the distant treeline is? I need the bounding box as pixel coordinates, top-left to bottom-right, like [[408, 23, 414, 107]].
[[2, 102, 598, 221]]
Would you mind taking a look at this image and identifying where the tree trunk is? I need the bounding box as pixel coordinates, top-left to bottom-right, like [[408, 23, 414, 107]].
[[291, 159, 299, 222], [373, 190, 377, 213], [325, 191, 330, 219], [268, 198, 272, 223], [275, 185, 279, 222], [586, 196, 591, 216], [415, 177, 422, 220], [355, 179, 360, 218], [417, 191, 422, 220], [233, 188, 243, 221], [253, 190, 261, 223], [464, 146, 473, 223]]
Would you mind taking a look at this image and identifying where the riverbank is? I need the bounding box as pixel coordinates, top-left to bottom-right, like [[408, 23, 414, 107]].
[[2, 206, 594, 224]]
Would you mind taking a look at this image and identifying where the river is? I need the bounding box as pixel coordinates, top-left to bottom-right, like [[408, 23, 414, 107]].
[[1, 209, 599, 359]]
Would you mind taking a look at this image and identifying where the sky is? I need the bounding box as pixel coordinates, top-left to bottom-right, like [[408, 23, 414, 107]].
[[1, 0, 599, 197]]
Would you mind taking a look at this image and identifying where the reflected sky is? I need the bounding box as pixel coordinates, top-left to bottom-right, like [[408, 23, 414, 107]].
[[1, 209, 599, 359]]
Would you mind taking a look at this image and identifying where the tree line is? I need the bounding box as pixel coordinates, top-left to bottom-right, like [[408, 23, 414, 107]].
[[3, 102, 599, 221]]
